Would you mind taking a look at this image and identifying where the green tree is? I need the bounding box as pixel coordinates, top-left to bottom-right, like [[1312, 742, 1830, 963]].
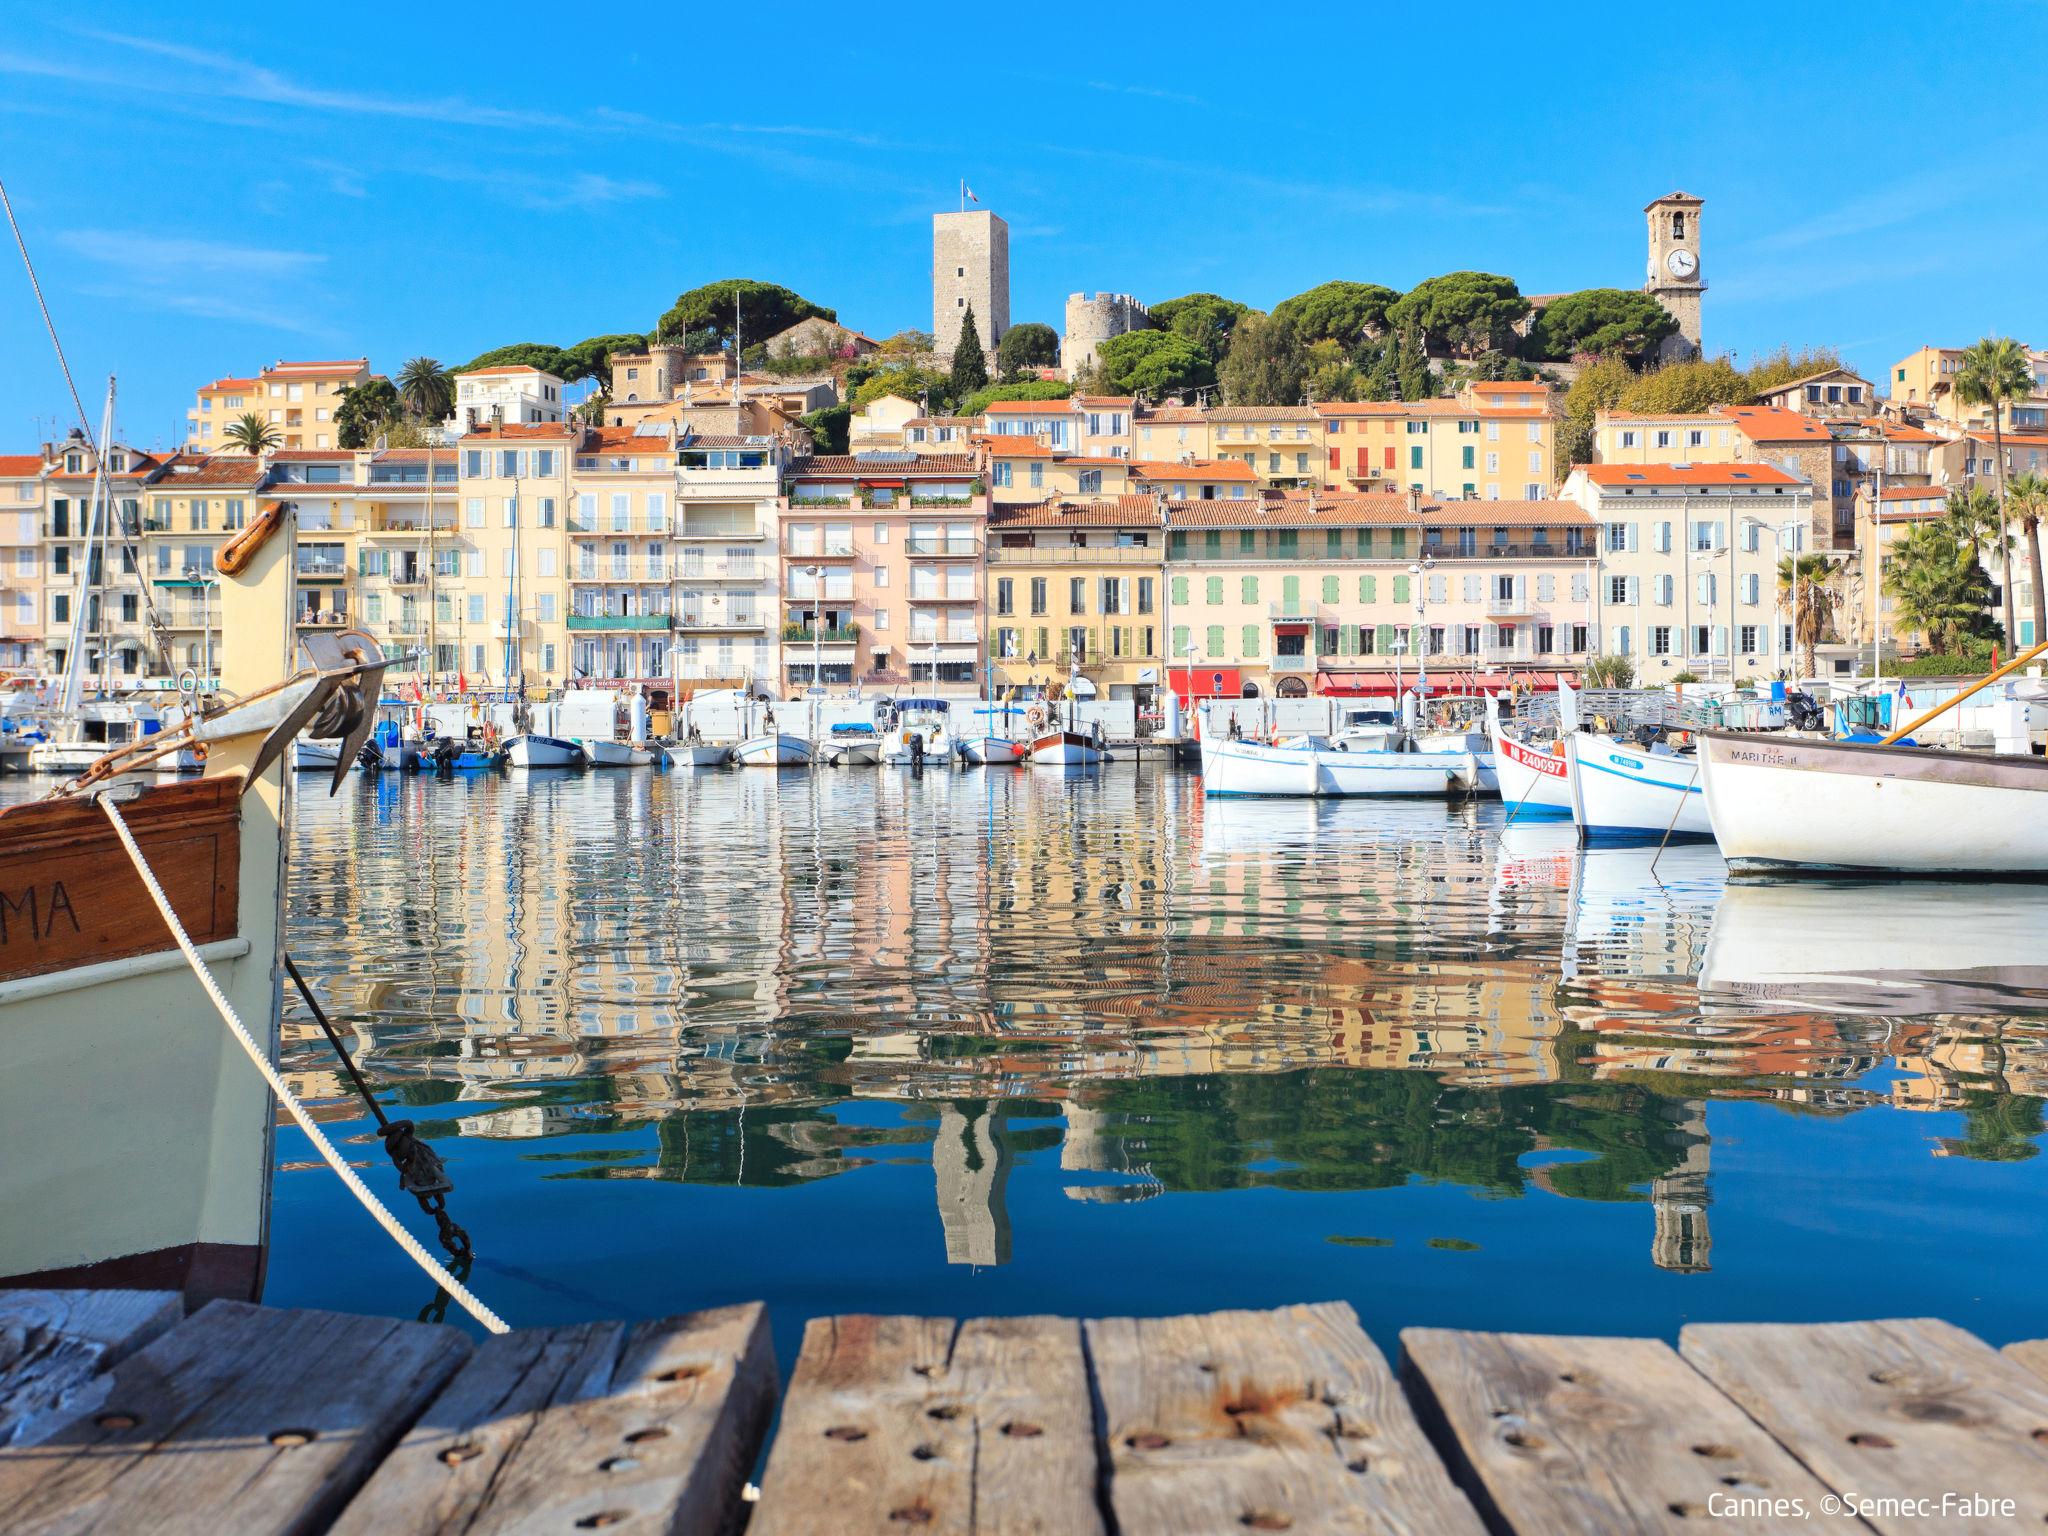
[[220, 412, 282, 456], [1095, 331, 1214, 398], [1149, 292, 1249, 365], [1218, 311, 1306, 405], [847, 363, 949, 414], [653, 279, 833, 349], [1582, 654, 1635, 687], [2007, 470, 2048, 648], [957, 380, 1074, 417], [1943, 484, 2016, 649], [1956, 336, 2033, 638], [1556, 355, 1638, 471], [1779, 552, 1844, 678], [1885, 521, 1995, 654], [995, 322, 1060, 377], [1303, 339, 1363, 402], [1741, 345, 1845, 398], [1386, 271, 1529, 358], [1522, 289, 1677, 361], [800, 403, 850, 455], [555, 333, 647, 386], [878, 329, 934, 357], [457, 342, 571, 376], [397, 356, 454, 422], [1271, 281, 1400, 347], [949, 305, 989, 400], [333, 378, 404, 449], [1619, 356, 1750, 414]]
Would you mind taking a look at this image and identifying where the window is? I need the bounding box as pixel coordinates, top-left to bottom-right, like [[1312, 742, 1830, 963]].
[[1620, 430, 1637, 448], [1137, 578, 1154, 614], [1030, 577, 1047, 615], [992, 462, 1012, 488], [1069, 577, 1086, 614], [1740, 624, 1760, 652], [1409, 446, 1423, 470], [1654, 431, 1672, 449], [1651, 625, 1672, 656], [996, 578, 1013, 616]]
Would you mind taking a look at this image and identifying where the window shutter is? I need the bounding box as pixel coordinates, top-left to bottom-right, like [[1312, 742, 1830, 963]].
[[1322, 575, 1338, 604], [1627, 576, 1640, 605], [1714, 625, 1728, 656], [1626, 523, 1639, 552]]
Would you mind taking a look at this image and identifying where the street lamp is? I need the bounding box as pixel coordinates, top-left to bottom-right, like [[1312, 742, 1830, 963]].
[[182, 564, 218, 687], [804, 563, 822, 701], [1407, 554, 1435, 725]]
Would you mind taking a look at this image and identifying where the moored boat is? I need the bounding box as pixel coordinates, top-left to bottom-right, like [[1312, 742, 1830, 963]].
[[1698, 729, 2048, 876], [579, 737, 653, 767], [662, 739, 732, 769], [1487, 704, 1572, 819], [1198, 733, 1459, 796], [294, 737, 346, 771], [735, 732, 812, 767], [1030, 728, 1105, 766], [505, 733, 585, 769], [1564, 729, 1712, 842], [820, 723, 882, 766], [961, 734, 1027, 765]]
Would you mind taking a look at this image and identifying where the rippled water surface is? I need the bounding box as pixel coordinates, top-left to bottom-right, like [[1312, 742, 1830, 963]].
[[249, 763, 2048, 1360]]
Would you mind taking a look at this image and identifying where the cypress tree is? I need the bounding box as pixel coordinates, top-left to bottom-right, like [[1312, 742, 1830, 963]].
[[950, 305, 989, 402]]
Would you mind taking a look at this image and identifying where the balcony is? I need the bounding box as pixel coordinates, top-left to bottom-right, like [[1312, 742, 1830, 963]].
[[676, 612, 769, 633], [784, 544, 857, 561], [1267, 601, 1321, 626], [567, 613, 672, 632], [1485, 594, 1535, 617], [908, 590, 979, 605], [985, 545, 1158, 565], [1424, 541, 1591, 561], [781, 623, 859, 644], [363, 516, 458, 537], [676, 557, 764, 581], [297, 560, 349, 581], [297, 610, 350, 628], [1269, 652, 1317, 672], [904, 538, 982, 558]]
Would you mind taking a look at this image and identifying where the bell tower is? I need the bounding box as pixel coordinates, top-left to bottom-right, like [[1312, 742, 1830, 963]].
[[1645, 191, 1704, 363]]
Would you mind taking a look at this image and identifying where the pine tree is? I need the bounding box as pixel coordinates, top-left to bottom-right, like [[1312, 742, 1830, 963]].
[[950, 305, 989, 401]]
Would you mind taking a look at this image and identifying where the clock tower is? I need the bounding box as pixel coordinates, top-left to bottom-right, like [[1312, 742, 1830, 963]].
[[1645, 190, 1704, 363]]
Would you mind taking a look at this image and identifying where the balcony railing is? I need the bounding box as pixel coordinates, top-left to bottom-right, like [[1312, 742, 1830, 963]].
[[1485, 595, 1535, 616], [297, 560, 348, 580], [387, 570, 427, 587], [567, 613, 673, 632], [908, 589, 979, 604], [676, 613, 768, 632], [1269, 653, 1317, 672], [1267, 601, 1321, 625], [677, 559, 763, 581], [985, 545, 1158, 565], [297, 610, 349, 628], [781, 623, 859, 644], [904, 538, 982, 558], [1423, 541, 1591, 561], [784, 543, 858, 559]]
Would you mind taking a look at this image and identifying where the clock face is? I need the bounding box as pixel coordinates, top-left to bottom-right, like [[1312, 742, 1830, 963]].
[[1666, 248, 1698, 279]]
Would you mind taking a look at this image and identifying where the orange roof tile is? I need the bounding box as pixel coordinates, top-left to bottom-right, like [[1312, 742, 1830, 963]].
[[0, 455, 41, 477], [265, 358, 368, 375], [1578, 462, 1803, 487], [201, 377, 261, 392], [792, 454, 980, 477], [989, 496, 1157, 529], [1716, 406, 1830, 443], [1127, 459, 1259, 483], [983, 399, 1079, 415], [460, 423, 579, 441], [1072, 395, 1135, 408]]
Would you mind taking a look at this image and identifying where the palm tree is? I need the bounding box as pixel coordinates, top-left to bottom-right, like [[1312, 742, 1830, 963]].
[[1955, 335, 2033, 641], [1885, 522, 1993, 655], [2007, 470, 2048, 648], [397, 356, 455, 423], [1778, 552, 1840, 678], [1943, 484, 2016, 649], [221, 412, 282, 456]]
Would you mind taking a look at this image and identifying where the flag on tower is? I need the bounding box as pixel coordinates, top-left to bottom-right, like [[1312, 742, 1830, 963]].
[[962, 180, 979, 204]]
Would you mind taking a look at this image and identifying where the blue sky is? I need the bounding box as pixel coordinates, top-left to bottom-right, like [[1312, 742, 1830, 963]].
[[2, 2, 2042, 452]]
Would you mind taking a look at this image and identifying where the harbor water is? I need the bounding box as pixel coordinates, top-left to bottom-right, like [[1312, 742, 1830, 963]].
[[73, 764, 2048, 1362]]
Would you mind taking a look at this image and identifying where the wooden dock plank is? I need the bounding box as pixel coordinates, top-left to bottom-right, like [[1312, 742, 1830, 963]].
[[1400, 1329, 1845, 1533], [1682, 1318, 2048, 1533], [0, 1289, 183, 1449], [1087, 1302, 1482, 1536], [751, 1313, 1101, 1536], [0, 1299, 469, 1536], [329, 1303, 774, 1536]]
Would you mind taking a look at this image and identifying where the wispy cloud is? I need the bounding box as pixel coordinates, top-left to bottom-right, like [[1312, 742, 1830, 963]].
[[58, 230, 326, 278], [1084, 79, 1207, 108], [56, 230, 333, 335], [421, 166, 666, 211]]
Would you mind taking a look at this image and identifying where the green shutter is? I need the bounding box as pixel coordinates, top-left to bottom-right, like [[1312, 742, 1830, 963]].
[[1393, 575, 1410, 603], [1206, 624, 1225, 658], [1358, 529, 1374, 556], [1172, 624, 1190, 658], [1172, 575, 1189, 605], [1239, 530, 1255, 554], [1168, 530, 1187, 558], [1390, 529, 1407, 554], [1376, 623, 1396, 654], [1241, 625, 1260, 658], [1410, 446, 1423, 469], [1241, 576, 1259, 603], [1282, 575, 1300, 607], [1462, 445, 1475, 469], [1322, 575, 1338, 604], [1359, 574, 1376, 603], [1205, 576, 1223, 605]]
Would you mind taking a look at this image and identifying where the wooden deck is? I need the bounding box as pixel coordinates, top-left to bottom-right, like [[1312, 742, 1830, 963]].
[[4, 1290, 2048, 1532]]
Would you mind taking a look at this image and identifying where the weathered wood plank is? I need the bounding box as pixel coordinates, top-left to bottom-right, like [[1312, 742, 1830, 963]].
[[2003, 1339, 2048, 1388], [1401, 1328, 1845, 1533], [751, 1314, 1101, 1536], [329, 1303, 775, 1536], [1088, 1302, 1481, 1536], [0, 1298, 469, 1536], [1682, 1318, 2048, 1533], [0, 1290, 184, 1449]]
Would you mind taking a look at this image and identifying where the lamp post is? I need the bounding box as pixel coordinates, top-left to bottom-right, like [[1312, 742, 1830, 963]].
[[804, 563, 822, 701], [182, 565, 217, 688], [1407, 553, 1435, 723]]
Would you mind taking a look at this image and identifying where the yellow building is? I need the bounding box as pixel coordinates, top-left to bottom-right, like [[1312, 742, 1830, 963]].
[[1131, 405, 1212, 461], [1318, 382, 1557, 501], [567, 425, 678, 687], [188, 358, 371, 452], [454, 424, 575, 689], [985, 497, 1165, 700], [138, 453, 270, 675], [1203, 406, 1323, 489], [987, 442, 1134, 504], [1892, 343, 2048, 429]]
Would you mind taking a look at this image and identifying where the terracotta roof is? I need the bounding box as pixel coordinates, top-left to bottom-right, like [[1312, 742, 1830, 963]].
[[264, 359, 368, 376], [905, 417, 977, 428], [792, 454, 980, 477], [1200, 405, 1321, 422], [1964, 431, 2048, 449], [1425, 499, 1593, 528], [271, 449, 355, 461], [1167, 495, 1412, 529], [1469, 381, 1552, 396], [1577, 462, 1803, 487], [1316, 399, 1544, 420], [985, 442, 1129, 464], [1871, 484, 1948, 502], [1865, 421, 1942, 443], [147, 453, 270, 487], [0, 455, 41, 477], [587, 426, 676, 453], [1758, 367, 1874, 392], [1135, 407, 1207, 423], [1716, 406, 1830, 443], [675, 435, 772, 450], [1072, 395, 1135, 408], [460, 423, 578, 441], [201, 377, 260, 392], [1127, 459, 1259, 483], [982, 399, 1079, 415], [1599, 410, 1725, 424], [375, 449, 452, 461], [989, 496, 1157, 529]]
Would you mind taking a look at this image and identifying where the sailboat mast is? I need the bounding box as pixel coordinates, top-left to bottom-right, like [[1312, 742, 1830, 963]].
[[424, 441, 437, 696], [57, 382, 116, 716]]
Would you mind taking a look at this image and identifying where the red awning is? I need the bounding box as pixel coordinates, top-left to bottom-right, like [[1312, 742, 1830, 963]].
[[1270, 620, 1313, 632], [861, 479, 907, 488], [1315, 672, 1449, 697], [1169, 666, 1242, 699]]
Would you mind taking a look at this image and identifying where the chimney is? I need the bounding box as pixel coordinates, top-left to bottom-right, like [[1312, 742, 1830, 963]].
[[1406, 485, 1421, 519]]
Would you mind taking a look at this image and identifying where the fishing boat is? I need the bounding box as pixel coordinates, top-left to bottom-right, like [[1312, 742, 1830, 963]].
[[0, 500, 388, 1302], [1414, 727, 1494, 794], [356, 712, 420, 772], [504, 731, 585, 768], [961, 732, 1027, 765], [561, 687, 654, 767], [293, 736, 347, 771], [881, 697, 956, 765], [662, 739, 732, 769], [1563, 729, 1712, 842], [29, 699, 163, 775], [1030, 724, 1105, 766], [820, 722, 882, 766], [1486, 697, 1572, 819], [1699, 731, 2048, 876], [735, 732, 811, 767], [1198, 732, 1460, 796]]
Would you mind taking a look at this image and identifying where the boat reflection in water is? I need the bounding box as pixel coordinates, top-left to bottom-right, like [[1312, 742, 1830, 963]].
[[118, 760, 2048, 1347]]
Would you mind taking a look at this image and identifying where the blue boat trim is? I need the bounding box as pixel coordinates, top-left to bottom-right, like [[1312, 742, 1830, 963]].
[[1574, 755, 1704, 793]]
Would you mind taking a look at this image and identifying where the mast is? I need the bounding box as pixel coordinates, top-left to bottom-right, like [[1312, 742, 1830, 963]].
[[424, 439, 438, 697], [57, 382, 117, 717]]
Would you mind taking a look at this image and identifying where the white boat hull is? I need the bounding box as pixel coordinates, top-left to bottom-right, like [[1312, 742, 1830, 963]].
[[1699, 730, 2048, 875], [662, 742, 732, 769], [882, 726, 953, 765], [29, 742, 116, 775], [579, 738, 653, 767], [1416, 731, 1496, 793], [293, 738, 345, 770], [1030, 731, 1104, 766], [736, 732, 811, 767], [1565, 731, 1712, 841], [1200, 736, 1458, 796], [505, 734, 585, 768], [822, 739, 882, 766], [960, 734, 1025, 765], [1489, 722, 1573, 818]]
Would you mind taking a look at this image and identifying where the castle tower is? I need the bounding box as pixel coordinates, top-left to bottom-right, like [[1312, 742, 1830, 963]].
[[1649, 1100, 1712, 1273], [1062, 293, 1150, 380], [933, 209, 1009, 359], [1645, 191, 1705, 364]]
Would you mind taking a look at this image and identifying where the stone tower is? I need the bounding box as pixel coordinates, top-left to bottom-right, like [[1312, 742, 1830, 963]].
[[933, 209, 1009, 359], [1062, 292, 1150, 380], [1649, 1100, 1712, 1273], [1645, 191, 1705, 364]]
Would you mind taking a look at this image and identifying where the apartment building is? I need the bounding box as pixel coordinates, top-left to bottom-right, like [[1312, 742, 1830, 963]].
[[1562, 463, 1811, 682], [1162, 494, 1598, 699], [1318, 383, 1556, 501], [1892, 344, 2048, 430], [452, 365, 565, 431], [1596, 404, 1847, 548], [985, 497, 1163, 701], [0, 454, 40, 670], [189, 359, 371, 451], [673, 434, 785, 691], [780, 453, 987, 693], [1854, 486, 1952, 654], [1753, 368, 1877, 419], [138, 453, 269, 675], [1131, 405, 1212, 462], [568, 426, 676, 688], [455, 424, 575, 688], [1204, 406, 1323, 489], [37, 435, 159, 683], [988, 443, 1132, 504]]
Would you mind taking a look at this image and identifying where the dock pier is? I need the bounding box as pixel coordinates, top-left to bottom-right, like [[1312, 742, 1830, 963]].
[[5, 1289, 2048, 1531]]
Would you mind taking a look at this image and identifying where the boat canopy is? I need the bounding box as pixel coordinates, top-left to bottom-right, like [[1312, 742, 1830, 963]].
[[890, 697, 952, 713]]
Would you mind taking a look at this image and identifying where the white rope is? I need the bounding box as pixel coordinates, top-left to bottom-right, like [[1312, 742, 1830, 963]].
[[97, 792, 510, 1334]]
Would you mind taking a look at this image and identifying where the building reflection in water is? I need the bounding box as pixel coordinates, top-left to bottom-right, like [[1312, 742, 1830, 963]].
[[280, 766, 2048, 1277]]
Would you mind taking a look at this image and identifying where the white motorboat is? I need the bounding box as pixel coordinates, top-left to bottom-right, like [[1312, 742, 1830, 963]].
[[578, 737, 653, 767], [961, 734, 1027, 765], [28, 700, 156, 775], [1698, 730, 2048, 876], [1487, 705, 1572, 820], [735, 732, 812, 767], [293, 737, 346, 771], [881, 697, 955, 765], [1564, 729, 1712, 842], [1199, 733, 1459, 796], [1415, 728, 1496, 794], [662, 740, 732, 769], [1030, 728, 1106, 766], [505, 733, 585, 768]]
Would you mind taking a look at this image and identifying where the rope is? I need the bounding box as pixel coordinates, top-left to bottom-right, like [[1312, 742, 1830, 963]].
[[96, 792, 509, 1334]]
